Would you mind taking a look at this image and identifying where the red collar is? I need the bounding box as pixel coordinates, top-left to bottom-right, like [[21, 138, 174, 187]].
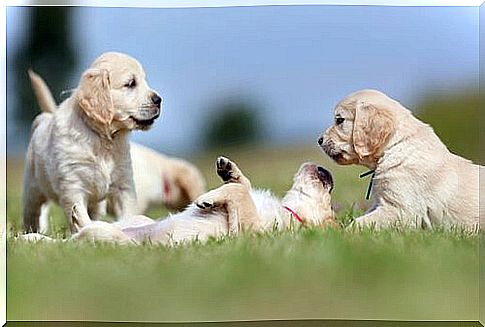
[[282, 205, 305, 225]]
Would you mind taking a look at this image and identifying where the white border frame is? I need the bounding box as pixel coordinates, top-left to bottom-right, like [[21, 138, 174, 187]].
[[1, 1, 482, 326], [3, 0, 485, 7]]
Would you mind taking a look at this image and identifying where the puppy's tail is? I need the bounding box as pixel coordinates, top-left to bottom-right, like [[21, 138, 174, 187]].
[[28, 69, 57, 113]]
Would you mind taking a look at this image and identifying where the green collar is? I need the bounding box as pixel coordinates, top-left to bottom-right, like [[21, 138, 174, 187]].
[[359, 170, 376, 200]]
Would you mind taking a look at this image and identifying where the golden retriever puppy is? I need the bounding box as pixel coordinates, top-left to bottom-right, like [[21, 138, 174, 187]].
[[66, 156, 335, 245], [318, 89, 481, 231], [128, 142, 206, 212], [23, 52, 162, 232], [29, 72, 202, 220]]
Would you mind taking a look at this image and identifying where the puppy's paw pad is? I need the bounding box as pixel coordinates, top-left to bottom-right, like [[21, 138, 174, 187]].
[[217, 156, 232, 170], [195, 196, 217, 210], [196, 201, 212, 208], [216, 156, 236, 181]]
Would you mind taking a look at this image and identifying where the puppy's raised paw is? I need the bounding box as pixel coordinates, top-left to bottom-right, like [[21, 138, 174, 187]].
[[216, 156, 252, 189], [216, 156, 232, 181], [216, 156, 242, 183]]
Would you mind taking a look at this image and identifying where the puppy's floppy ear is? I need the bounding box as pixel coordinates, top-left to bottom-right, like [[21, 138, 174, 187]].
[[76, 69, 114, 125], [352, 102, 394, 159]]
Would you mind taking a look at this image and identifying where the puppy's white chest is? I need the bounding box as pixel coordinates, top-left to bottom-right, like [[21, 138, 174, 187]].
[[91, 156, 116, 197]]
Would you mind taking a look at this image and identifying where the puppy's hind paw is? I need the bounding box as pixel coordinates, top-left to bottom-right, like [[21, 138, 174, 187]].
[[216, 156, 238, 182], [215, 156, 251, 189]]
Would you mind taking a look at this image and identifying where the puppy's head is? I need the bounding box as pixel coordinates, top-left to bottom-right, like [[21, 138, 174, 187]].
[[318, 89, 396, 167], [76, 52, 162, 135], [282, 162, 335, 226]]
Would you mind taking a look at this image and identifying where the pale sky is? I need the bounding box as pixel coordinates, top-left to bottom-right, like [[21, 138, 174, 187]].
[[7, 5, 478, 154]]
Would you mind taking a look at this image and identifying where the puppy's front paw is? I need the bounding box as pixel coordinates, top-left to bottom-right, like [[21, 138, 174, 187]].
[[195, 192, 220, 210], [18, 233, 56, 243], [216, 156, 240, 183], [196, 200, 215, 210]]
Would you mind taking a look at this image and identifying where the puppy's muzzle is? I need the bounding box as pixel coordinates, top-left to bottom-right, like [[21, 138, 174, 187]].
[[319, 138, 343, 163], [318, 136, 332, 155], [131, 107, 160, 127], [150, 92, 162, 109], [131, 92, 162, 128]]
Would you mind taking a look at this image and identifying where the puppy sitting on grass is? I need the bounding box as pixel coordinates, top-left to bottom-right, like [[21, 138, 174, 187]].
[[22, 157, 336, 245], [318, 89, 481, 231]]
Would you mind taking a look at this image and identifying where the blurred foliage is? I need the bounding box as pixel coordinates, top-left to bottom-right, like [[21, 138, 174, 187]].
[[203, 99, 263, 150], [416, 89, 481, 164], [10, 6, 77, 130]]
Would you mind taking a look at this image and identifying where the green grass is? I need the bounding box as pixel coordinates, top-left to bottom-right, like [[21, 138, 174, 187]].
[[6, 146, 480, 321]]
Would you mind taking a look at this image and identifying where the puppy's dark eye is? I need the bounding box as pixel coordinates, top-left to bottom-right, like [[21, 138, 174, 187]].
[[124, 79, 136, 89], [335, 117, 345, 125]]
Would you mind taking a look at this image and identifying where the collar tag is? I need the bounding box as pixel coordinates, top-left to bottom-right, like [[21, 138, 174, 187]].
[[359, 170, 376, 200]]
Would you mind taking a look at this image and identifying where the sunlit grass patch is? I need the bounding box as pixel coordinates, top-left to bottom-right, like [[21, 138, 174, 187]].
[[6, 146, 479, 321]]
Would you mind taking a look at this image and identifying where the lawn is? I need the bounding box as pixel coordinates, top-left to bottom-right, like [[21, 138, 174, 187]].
[[6, 145, 480, 322]]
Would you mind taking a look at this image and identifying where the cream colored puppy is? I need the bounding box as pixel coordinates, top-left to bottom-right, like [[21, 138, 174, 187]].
[[23, 52, 162, 232], [29, 70, 203, 219], [318, 89, 480, 231], [65, 156, 335, 245], [128, 143, 206, 212]]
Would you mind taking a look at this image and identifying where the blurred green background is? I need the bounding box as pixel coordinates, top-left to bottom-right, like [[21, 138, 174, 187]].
[[417, 89, 481, 163]]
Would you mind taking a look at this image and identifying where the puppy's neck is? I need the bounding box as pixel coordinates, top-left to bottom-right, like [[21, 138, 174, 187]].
[[74, 102, 125, 144], [281, 189, 332, 227], [70, 102, 128, 151], [375, 117, 446, 174], [359, 156, 380, 170]]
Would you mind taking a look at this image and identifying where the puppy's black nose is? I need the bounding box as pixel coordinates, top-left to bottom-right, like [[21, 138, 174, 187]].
[[151, 93, 162, 107], [317, 137, 324, 145]]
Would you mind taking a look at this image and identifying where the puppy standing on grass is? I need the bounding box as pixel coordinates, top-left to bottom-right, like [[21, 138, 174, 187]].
[[30, 70, 206, 215], [65, 157, 336, 245], [318, 89, 481, 231], [23, 52, 162, 232]]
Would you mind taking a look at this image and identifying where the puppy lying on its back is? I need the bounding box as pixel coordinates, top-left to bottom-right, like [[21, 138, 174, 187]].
[[24, 53, 162, 232], [23, 157, 336, 245]]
